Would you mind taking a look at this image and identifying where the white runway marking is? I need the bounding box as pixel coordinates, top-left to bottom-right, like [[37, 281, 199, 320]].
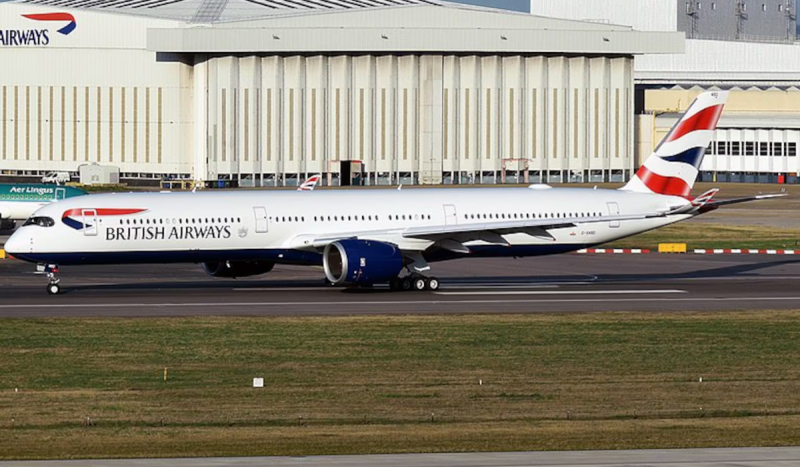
[[434, 289, 687, 296], [238, 284, 570, 291]]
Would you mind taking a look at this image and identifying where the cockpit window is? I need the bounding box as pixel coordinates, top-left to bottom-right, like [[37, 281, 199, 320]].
[[23, 216, 55, 227]]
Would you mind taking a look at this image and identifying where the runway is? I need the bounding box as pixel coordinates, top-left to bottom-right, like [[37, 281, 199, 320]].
[[0, 254, 798, 317], [3, 447, 800, 467]]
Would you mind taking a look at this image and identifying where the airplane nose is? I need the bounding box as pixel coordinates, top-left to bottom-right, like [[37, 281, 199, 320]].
[[4, 230, 26, 255]]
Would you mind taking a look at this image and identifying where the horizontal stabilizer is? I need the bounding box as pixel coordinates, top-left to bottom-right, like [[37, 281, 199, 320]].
[[698, 191, 787, 213]]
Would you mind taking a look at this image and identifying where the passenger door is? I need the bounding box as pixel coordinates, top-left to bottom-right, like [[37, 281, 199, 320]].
[[82, 209, 98, 236], [254, 206, 268, 233], [443, 204, 458, 227], [606, 202, 620, 229]]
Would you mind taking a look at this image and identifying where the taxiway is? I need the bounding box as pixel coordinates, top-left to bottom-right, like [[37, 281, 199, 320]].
[[0, 254, 797, 317], [2, 447, 800, 467]]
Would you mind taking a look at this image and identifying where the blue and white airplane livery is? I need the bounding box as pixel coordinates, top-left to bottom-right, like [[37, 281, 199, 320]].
[[5, 91, 783, 294]]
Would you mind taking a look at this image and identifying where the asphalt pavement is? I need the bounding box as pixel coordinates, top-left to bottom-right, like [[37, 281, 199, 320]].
[[2, 447, 800, 467], [0, 254, 797, 317]]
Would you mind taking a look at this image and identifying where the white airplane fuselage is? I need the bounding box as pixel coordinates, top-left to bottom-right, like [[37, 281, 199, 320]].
[[6, 187, 690, 266]]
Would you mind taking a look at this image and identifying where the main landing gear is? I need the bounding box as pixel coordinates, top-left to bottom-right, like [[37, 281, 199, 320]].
[[388, 252, 440, 292], [37, 263, 61, 295], [389, 274, 440, 292]]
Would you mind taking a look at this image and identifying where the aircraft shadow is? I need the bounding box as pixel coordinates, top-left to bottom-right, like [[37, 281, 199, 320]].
[[52, 257, 800, 295]]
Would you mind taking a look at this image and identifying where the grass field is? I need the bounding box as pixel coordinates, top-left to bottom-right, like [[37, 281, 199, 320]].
[[603, 183, 800, 249], [606, 222, 800, 250], [3, 313, 800, 459]]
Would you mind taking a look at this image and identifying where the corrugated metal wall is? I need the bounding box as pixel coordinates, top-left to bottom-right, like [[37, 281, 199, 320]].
[[0, 84, 185, 175], [0, 2, 192, 180], [198, 54, 635, 185]]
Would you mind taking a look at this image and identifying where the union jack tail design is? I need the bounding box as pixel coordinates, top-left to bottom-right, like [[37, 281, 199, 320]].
[[622, 91, 728, 198], [298, 174, 321, 191]]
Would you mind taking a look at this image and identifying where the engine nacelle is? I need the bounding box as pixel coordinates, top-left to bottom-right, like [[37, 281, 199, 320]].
[[202, 260, 275, 278], [323, 239, 404, 286], [0, 219, 15, 231]]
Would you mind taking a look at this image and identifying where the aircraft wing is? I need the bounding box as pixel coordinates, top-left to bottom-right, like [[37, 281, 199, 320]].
[[401, 212, 665, 243], [287, 211, 666, 251], [288, 228, 406, 250]]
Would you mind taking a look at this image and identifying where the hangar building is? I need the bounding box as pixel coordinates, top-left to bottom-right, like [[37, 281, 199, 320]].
[[0, 0, 680, 186], [532, 0, 800, 184]]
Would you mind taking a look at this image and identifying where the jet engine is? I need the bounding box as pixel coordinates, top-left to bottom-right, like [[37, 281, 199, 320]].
[[0, 218, 15, 231], [0, 205, 11, 223], [323, 239, 404, 286], [202, 260, 275, 278]]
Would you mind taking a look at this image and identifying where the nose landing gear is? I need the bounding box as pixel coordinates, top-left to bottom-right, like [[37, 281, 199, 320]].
[[47, 280, 61, 295], [37, 263, 61, 295]]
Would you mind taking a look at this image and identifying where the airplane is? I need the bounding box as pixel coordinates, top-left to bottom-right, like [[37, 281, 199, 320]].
[[0, 183, 87, 230], [5, 91, 785, 295], [298, 175, 321, 191]]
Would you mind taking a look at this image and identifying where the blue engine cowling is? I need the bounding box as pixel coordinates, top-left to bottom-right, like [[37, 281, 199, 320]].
[[323, 239, 405, 286]]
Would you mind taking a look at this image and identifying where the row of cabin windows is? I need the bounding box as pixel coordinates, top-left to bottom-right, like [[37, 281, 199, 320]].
[[278, 214, 434, 223], [465, 211, 604, 220], [3, 195, 47, 201], [276, 212, 604, 224], [119, 217, 242, 226], [112, 211, 606, 227]]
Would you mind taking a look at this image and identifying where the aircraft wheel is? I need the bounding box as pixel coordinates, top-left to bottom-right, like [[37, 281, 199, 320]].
[[400, 277, 413, 291], [426, 277, 440, 291], [47, 283, 61, 295], [413, 277, 427, 291]]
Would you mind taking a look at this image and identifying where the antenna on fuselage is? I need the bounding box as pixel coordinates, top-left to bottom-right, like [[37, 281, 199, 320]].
[[397, 184, 402, 191]]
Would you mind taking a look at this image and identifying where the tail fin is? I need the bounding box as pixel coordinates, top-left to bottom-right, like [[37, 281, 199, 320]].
[[298, 174, 321, 191], [622, 91, 728, 198]]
